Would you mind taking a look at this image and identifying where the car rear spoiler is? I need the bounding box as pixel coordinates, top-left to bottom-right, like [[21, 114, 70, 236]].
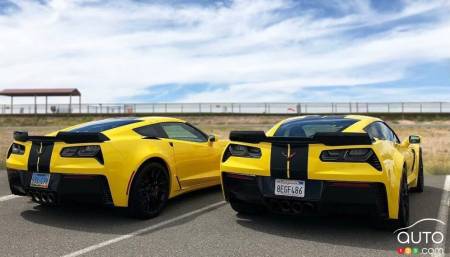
[[13, 131, 110, 144], [229, 131, 373, 146]]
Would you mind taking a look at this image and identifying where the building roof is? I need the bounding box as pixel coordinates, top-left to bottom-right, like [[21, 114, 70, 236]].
[[0, 88, 81, 97]]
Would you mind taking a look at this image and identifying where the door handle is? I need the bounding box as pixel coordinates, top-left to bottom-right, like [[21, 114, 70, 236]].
[[169, 142, 174, 147]]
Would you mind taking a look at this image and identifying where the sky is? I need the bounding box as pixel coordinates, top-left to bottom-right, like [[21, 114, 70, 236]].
[[0, 0, 449, 103]]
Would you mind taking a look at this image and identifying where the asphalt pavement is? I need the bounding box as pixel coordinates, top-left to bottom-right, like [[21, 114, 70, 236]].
[[0, 171, 448, 257]]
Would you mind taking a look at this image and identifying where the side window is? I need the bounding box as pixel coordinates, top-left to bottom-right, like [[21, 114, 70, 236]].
[[365, 122, 399, 143], [380, 122, 400, 143], [365, 122, 387, 140], [378, 123, 393, 141], [134, 124, 166, 138], [160, 123, 207, 142]]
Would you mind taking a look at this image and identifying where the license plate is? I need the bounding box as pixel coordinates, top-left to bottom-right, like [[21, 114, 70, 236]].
[[274, 179, 305, 198], [30, 173, 51, 189]]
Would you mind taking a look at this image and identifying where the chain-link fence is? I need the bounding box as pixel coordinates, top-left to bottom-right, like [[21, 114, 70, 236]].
[[1, 102, 449, 115]]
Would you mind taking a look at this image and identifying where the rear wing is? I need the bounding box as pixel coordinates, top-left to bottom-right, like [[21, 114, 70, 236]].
[[14, 131, 110, 144], [229, 131, 373, 146]]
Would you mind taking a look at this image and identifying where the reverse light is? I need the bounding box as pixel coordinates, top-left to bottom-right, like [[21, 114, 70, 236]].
[[223, 144, 262, 161], [60, 145, 104, 164]]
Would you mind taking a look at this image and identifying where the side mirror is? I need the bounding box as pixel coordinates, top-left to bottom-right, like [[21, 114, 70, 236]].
[[208, 135, 216, 143], [409, 135, 420, 144]]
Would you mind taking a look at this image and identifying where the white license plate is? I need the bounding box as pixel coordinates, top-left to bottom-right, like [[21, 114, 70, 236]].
[[274, 179, 305, 198], [30, 173, 50, 189]]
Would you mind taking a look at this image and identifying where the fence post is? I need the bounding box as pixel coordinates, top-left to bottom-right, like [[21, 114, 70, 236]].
[[366, 103, 369, 113], [420, 103, 423, 113], [388, 103, 390, 113], [440, 102, 443, 113], [401, 103, 404, 113]]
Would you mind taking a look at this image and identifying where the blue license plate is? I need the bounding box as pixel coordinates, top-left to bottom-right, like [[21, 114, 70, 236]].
[[30, 173, 51, 188]]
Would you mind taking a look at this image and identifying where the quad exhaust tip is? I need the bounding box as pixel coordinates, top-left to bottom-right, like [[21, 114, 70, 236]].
[[268, 199, 316, 215], [30, 191, 56, 205]]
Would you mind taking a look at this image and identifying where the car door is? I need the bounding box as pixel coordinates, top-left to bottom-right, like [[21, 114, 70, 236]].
[[159, 122, 219, 189]]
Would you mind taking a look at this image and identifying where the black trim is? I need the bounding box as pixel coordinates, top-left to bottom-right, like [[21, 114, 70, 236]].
[[7, 169, 113, 205], [14, 131, 110, 144], [230, 131, 373, 146], [222, 173, 388, 217]]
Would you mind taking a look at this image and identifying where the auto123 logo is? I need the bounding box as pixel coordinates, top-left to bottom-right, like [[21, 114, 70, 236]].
[[394, 218, 446, 255]]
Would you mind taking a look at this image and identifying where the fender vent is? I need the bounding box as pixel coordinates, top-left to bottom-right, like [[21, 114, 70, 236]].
[[368, 153, 382, 171]]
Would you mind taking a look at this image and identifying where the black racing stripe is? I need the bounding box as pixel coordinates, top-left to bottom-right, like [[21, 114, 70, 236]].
[[28, 142, 54, 173], [289, 145, 308, 180], [270, 144, 288, 179], [28, 143, 39, 172]]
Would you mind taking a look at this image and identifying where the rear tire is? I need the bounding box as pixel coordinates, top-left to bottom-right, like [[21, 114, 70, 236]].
[[229, 196, 264, 215], [128, 162, 170, 219], [379, 172, 409, 230]]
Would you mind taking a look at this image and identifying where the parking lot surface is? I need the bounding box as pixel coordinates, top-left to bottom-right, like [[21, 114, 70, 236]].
[[0, 171, 448, 257]]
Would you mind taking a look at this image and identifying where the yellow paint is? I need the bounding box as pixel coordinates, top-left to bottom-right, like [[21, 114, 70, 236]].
[[6, 117, 227, 207], [221, 115, 421, 220]]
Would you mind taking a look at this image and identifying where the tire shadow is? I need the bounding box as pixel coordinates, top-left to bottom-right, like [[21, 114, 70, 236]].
[[235, 185, 446, 252], [20, 186, 223, 235]]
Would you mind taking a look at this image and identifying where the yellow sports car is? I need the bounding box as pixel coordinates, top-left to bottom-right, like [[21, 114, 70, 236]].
[[221, 115, 423, 228], [6, 117, 226, 218]]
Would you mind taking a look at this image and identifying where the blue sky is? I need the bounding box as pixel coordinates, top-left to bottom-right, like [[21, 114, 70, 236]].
[[0, 0, 449, 103]]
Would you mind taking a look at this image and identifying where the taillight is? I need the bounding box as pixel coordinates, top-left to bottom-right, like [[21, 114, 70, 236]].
[[60, 145, 104, 164], [320, 148, 382, 171], [8, 143, 25, 158]]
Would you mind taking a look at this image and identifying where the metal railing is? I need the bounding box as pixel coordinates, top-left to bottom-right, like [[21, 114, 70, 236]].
[[1, 102, 449, 115]]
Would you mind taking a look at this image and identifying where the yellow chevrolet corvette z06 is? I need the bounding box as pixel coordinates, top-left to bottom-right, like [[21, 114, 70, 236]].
[[221, 115, 423, 228], [6, 117, 226, 219]]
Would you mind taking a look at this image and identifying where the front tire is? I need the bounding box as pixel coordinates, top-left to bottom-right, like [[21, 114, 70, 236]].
[[128, 162, 170, 219]]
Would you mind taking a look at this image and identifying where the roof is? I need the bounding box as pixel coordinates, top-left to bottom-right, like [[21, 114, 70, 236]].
[[0, 88, 81, 97], [266, 114, 381, 136], [140, 116, 185, 123]]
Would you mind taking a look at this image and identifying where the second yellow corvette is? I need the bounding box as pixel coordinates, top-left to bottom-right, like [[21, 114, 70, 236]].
[[221, 115, 423, 228], [6, 117, 226, 218]]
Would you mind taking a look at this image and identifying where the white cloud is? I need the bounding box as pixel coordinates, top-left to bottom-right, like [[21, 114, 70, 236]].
[[0, 0, 449, 103]]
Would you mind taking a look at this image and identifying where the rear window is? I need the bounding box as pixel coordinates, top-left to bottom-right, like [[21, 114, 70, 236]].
[[69, 118, 141, 133], [274, 118, 357, 138]]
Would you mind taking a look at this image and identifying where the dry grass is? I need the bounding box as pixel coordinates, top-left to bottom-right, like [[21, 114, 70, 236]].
[[1, 116, 449, 174]]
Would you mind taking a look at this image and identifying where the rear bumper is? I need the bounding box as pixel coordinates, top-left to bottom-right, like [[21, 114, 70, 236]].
[[7, 169, 113, 205], [222, 172, 388, 218]]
